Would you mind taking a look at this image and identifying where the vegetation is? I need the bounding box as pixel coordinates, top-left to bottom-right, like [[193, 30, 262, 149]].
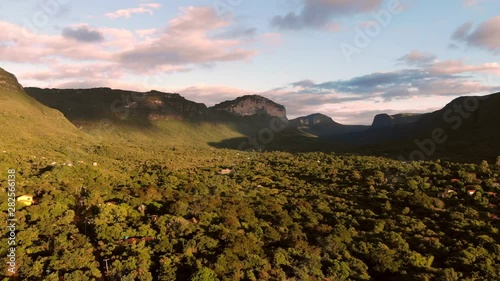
[[2, 140, 500, 280], [2, 68, 500, 280]]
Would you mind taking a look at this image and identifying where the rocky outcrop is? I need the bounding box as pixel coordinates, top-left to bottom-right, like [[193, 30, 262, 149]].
[[209, 95, 287, 119]]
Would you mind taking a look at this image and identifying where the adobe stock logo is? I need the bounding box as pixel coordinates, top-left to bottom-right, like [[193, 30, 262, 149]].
[[339, 0, 412, 63], [398, 95, 488, 162], [238, 117, 288, 151], [213, 0, 243, 17], [21, 0, 72, 39]]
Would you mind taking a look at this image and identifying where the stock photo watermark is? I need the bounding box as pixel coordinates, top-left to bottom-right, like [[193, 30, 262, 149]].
[[21, 0, 71, 39], [340, 0, 413, 63], [213, 0, 243, 17], [99, 73, 162, 132], [238, 117, 289, 151], [6, 169, 17, 275], [398, 75, 499, 162]]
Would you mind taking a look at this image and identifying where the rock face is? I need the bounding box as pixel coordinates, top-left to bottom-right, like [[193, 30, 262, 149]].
[[142, 91, 208, 121], [210, 95, 287, 119], [0, 67, 24, 93]]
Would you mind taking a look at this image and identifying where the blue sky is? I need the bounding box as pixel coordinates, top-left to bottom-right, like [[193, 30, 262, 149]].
[[0, 0, 499, 124]]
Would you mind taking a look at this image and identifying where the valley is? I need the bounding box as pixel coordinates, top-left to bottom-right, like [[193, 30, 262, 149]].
[[1, 67, 500, 280]]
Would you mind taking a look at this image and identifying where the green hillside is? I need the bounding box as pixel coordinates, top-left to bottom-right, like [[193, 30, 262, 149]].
[[0, 68, 87, 161]]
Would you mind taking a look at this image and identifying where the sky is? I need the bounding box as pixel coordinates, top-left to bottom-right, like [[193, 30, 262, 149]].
[[0, 0, 499, 124]]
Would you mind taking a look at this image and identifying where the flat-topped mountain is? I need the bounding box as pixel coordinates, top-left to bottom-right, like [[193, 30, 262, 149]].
[[291, 113, 340, 127], [210, 95, 287, 119], [25, 87, 209, 126], [288, 113, 367, 137], [371, 113, 422, 130]]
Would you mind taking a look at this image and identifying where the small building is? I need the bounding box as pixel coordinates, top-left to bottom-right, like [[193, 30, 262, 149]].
[[467, 190, 476, 196], [17, 195, 34, 206], [120, 237, 155, 244], [218, 169, 232, 175]]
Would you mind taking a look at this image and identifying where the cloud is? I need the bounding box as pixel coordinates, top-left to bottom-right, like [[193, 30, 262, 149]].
[[62, 26, 104, 43], [462, 0, 491, 7], [105, 3, 162, 19], [179, 86, 251, 107], [211, 27, 257, 40], [262, 32, 283, 45], [0, 6, 255, 80], [271, 0, 384, 30], [397, 50, 437, 66], [451, 16, 500, 54], [451, 22, 473, 40], [118, 6, 255, 71], [287, 68, 496, 102], [429, 60, 500, 75], [291, 79, 316, 88]]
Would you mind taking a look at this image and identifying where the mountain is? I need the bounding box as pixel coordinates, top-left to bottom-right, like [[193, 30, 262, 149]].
[[25, 87, 209, 127], [6, 67, 500, 161], [288, 113, 368, 137], [25, 89, 290, 136], [209, 95, 286, 119], [391, 93, 500, 161], [370, 113, 422, 130], [0, 68, 82, 155]]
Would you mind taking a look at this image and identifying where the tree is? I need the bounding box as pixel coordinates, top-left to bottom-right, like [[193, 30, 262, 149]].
[[440, 268, 461, 281], [191, 267, 220, 281]]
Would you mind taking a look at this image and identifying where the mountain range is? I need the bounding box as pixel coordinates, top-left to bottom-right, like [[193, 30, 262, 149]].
[[1, 67, 499, 162]]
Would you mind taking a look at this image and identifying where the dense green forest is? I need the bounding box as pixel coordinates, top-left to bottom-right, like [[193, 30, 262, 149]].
[[2, 144, 500, 281]]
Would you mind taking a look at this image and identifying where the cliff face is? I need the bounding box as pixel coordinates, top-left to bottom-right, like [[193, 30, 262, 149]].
[[24, 88, 208, 124], [210, 95, 287, 119]]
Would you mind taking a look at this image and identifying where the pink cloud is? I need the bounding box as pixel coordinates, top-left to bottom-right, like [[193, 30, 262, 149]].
[[118, 6, 256, 72], [0, 6, 256, 84], [262, 33, 283, 45], [463, 0, 490, 7], [429, 60, 500, 75], [451, 16, 500, 53]]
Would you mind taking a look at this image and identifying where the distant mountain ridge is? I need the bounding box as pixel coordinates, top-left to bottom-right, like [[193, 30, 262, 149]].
[[2, 67, 499, 161]]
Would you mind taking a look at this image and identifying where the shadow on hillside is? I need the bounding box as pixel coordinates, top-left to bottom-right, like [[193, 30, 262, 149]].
[[207, 134, 497, 164]]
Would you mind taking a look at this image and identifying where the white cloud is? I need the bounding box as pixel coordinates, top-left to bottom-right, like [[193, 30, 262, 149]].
[[105, 3, 162, 19]]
